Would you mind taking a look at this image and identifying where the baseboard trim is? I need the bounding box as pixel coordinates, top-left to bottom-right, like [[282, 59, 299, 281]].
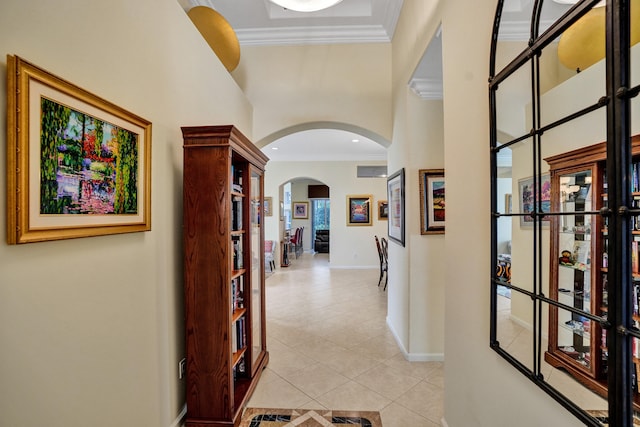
[[386, 317, 444, 362], [329, 265, 378, 270], [407, 352, 445, 362], [171, 404, 187, 427]]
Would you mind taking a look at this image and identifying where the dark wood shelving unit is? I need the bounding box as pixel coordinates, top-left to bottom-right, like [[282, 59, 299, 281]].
[[182, 125, 269, 427], [545, 137, 640, 409]]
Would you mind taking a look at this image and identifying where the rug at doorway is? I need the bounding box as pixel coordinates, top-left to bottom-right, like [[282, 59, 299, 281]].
[[239, 408, 382, 427]]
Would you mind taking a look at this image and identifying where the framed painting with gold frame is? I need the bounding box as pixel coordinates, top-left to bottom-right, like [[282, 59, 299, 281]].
[[377, 200, 388, 220], [6, 55, 152, 244], [347, 194, 372, 226], [264, 197, 273, 216]]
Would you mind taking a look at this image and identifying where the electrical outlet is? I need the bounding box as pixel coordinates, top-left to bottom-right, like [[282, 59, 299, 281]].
[[179, 358, 186, 379]]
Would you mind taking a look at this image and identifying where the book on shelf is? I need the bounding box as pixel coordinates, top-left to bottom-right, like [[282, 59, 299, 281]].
[[232, 195, 243, 231], [231, 317, 246, 354], [231, 276, 244, 312], [232, 235, 243, 270], [231, 165, 243, 193]]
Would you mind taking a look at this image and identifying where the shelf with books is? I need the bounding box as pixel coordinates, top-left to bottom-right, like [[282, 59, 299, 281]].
[[182, 125, 269, 427], [544, 138, 640, 409]]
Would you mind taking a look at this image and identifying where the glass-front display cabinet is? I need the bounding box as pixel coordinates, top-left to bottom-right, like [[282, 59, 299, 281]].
[[545, 153, 606, 395]]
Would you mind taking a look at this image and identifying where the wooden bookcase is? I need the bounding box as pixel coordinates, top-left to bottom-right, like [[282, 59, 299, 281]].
[[182, 125, 269, 427], [544, 136, 640, 406]]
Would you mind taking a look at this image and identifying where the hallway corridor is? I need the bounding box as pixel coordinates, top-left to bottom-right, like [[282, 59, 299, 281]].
[[246, 252, 444, 426]]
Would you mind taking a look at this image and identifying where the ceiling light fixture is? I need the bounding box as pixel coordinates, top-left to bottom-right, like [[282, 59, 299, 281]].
[[269, 0, 344, 13]]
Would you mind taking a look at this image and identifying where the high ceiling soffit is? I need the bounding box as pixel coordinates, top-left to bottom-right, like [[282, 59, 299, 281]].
[[179, 0, 404, 46]]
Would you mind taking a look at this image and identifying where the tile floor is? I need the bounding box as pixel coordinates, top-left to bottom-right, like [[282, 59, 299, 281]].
[[246, 252, 444, 427]]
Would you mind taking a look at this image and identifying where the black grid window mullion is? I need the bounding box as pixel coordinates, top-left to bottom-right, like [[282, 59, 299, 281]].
[[605, 0, 634, 425], [490, 0, 636, 426]]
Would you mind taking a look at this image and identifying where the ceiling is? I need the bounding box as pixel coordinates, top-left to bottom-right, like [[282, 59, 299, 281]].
[[177, 0, 407, 161], [177, 0, 574, 162]]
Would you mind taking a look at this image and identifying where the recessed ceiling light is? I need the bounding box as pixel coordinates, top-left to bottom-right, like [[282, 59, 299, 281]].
[[269, 0, 344, 13], [352, 139, 360, 143], [271, 147, 279, 150]]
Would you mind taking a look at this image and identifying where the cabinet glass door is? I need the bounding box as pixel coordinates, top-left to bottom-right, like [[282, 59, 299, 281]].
[[249, 168, 264, 373], [555, 169, 595, 371]]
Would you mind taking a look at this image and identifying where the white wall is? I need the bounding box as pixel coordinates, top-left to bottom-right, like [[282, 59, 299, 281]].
[[264, 161, 388, 268], [0, 0, 252, 426]]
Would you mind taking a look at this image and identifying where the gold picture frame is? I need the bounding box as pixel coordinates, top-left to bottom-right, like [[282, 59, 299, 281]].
[[377, 200, 388, 220], [292, 201, 308, 219], [347, 194, 372, 226], [6, 55, 152, 244], [264, 197, 273, 216]]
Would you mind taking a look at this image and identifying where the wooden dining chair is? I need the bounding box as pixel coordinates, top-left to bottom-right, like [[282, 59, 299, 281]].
[[375, 236, 388, 290]]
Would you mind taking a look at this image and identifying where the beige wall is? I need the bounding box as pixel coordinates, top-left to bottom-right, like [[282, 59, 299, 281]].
[[0, 0, 615, 426], [385, 0, 446, 361], [263, 161, 388, 269], [0, 0, 252, 426], [437, 0, 585, 425], [234, 43, 393, 145]]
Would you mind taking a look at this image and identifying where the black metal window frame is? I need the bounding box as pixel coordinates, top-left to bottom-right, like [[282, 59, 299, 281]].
[[489, 0, 639, 426]]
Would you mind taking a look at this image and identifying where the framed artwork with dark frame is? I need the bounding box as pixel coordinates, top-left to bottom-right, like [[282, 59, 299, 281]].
[[378, 200, 388, 220], [346, 194, 372, 226], [419, 169, 445, 234], [6, 55, 152, 244], [264, 197, 273, 216], [387, 168, 405, 246], [292, 201, 308, 219]]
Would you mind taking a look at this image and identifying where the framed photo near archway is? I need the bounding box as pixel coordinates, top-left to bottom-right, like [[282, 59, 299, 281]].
[[292, 201, 308, 219], [387, 168, 405, 245], [347, 195, 372, 226], [419, 169, 445, 235], [378, 200, 388, 220]]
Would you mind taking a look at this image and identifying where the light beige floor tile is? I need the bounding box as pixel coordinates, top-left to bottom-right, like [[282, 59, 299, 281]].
[[281, 362, 351, 398], [350, 334, 403, 362], [255, 253, 445, 425], [265, 346, 317, 378], [315, 380, 392, 412], [354, 363, 422, 401], [247, 375, 312, 409], [396, 380, 444, 424], [321, 347, 382, 379], [290, 335, 348, 362], [382, 354, 441, 380], [296, 399, 329, 411], [380, 402, 441, 427]]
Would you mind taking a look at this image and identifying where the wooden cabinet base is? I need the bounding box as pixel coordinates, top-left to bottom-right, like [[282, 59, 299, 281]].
[[185, 353, 269, 427]]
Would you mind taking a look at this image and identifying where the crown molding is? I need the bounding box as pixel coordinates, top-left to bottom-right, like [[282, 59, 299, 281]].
[[236, 25, 391, 46], [408, 77, 443, 100]]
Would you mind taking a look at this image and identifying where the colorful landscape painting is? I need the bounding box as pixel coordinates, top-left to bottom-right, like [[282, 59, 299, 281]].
[[519, 174, 551, 225], [40, 97, 139, 215], [350, 198, 370, 223], [430, 180, 445, 222]]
